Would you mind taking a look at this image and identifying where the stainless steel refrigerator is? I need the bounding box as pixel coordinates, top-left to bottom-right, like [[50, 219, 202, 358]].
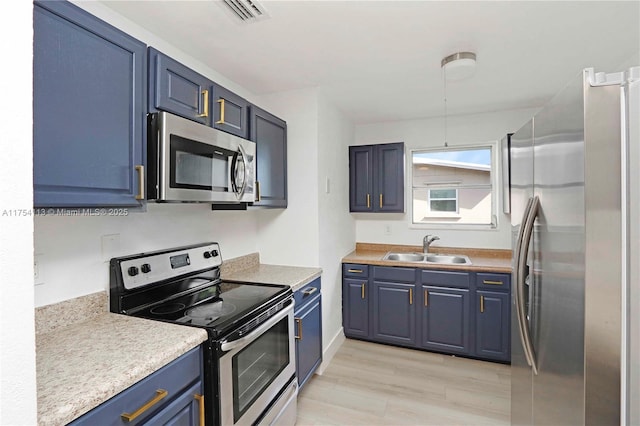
[[510, 66, 639, 425]]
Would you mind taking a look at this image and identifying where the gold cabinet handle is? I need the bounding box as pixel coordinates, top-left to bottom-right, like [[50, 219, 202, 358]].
[[361, 283, 366, 299], [424, 289, 428, 307], [379, 193, 383, 208], [198, 89, 209, 118], [366, 193, 370, 208], [295, 318, 302, 340], [135, 165, 144, 200], [121, 389, 168, 422], [483, 280, 503, 285], [255, 181, 261, 202], [194, 394, 205, 426], [215, 98, 225, 124], [480, 295, 485, 313], [348, 269, 363, 273], [409, 288, 413, 305]]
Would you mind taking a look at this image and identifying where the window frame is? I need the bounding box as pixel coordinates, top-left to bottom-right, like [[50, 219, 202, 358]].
[[409, 143, 498, 230]]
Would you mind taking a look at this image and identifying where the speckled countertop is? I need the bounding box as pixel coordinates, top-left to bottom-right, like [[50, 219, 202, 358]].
[[35, 293, 207, 426], [221, 253, 322, 292], [343, 243, 512, 273]]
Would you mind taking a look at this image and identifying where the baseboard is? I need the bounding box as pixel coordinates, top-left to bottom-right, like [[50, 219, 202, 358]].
[[316, 327, 345, 375]]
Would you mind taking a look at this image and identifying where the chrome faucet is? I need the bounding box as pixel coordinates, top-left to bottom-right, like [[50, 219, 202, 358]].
[[423, 235, 440, 254]]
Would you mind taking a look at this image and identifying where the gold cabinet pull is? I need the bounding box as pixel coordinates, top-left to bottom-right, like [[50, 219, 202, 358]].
[[379, 193, 383, 208], [409, 288, 413, 305], [198, 89, 209, 118], [215, 98, 225, 124], [295, 318, 302, 340], [480, 295, 485, 313], [255, 180, 261, 202], [366, 193, 371, 208], [424, 289, 428, 307], [121, 389, 168, 422], [135, 165, 144, 200], [483, 280, 503, 285], [348, 269, 363, 273], [194, 394, 205, 426], [361, 283, 366, 299]]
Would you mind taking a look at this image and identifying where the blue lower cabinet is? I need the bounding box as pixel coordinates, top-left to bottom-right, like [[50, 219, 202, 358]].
[[69, 347, 204, 426], [421, 285, 471, 355], [372, 281, 417, 346], [476, 290, 510, 362], [294, 279, 322, 390], [33, 1, 146, 207], [342, 278, 370, 338]]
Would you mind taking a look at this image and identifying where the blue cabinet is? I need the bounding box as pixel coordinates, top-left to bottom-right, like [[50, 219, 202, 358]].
[[349, 143, 404, 212], [70, 346, 204, 425], [294, 278, 322, 390], [421, 285, 471, 355], [250, 106, 288, 208], [475, 273, 511, 362], [342, 278, 370, 338], [212, 84, 250, 139], [372, 281, 417, 347], [148, 47, 212, 125], [33, 1, 146, 207]]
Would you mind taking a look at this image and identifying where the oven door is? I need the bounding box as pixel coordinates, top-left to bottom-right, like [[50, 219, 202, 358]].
[[219, 301, 296, 426]]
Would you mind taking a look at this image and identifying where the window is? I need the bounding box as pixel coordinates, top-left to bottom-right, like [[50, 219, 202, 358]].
[[412, 146, 496, 227]]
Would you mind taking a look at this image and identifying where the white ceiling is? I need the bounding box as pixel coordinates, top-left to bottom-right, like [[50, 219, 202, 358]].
[[101, 1, 640, 124]]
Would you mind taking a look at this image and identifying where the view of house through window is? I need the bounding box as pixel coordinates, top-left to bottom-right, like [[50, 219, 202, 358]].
[[412, 146, 494, 226]]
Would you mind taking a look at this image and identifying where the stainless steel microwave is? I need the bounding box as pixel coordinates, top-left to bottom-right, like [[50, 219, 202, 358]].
[[147, 112, 256, 203]]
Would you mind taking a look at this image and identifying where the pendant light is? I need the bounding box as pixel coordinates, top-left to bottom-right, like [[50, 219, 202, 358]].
[[440, 52, 477, 147]]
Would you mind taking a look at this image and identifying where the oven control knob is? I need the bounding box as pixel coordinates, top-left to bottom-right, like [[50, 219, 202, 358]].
[[141, 264, 151, 274], [211, 250, 219, 257], [127, 266, 139, 277], [203, 251, 212, 259]]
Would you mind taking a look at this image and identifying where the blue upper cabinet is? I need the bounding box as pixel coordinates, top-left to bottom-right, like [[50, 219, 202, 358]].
[[349, 142, 404, 212], [212, 84, 250, 139], [33, 1, 146, 207], [250, 106, 288, 208], [148, 47, 212, 125]]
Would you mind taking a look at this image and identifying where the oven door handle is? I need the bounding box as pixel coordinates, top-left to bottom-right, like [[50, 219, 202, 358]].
[[219, 300, 294, 352]]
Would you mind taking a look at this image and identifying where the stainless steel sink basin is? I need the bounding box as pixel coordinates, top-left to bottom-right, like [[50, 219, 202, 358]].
[[382, 252, 472, 265], [383, 252, 426, 262]]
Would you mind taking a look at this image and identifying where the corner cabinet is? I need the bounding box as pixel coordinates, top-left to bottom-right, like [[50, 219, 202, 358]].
[[250, 106, 288, 208], [69, 346, 204, 425], [33, 1, 146, 207], [294, 278, 322, 390], [349, 142, 404, 212], [342, 263, 511, 363]]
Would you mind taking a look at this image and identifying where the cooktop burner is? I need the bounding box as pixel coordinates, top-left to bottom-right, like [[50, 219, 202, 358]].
[[150, 303, 186, 315], [185, 301, 237, 320]]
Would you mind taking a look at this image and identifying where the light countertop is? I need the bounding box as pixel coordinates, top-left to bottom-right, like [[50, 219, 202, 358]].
[[223, 263, 322, 292]]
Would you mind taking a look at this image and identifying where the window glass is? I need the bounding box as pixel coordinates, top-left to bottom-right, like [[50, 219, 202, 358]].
[[412, 146, 495, 226]]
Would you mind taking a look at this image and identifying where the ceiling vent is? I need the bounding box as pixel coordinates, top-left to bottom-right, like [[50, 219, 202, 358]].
[[221, 0, 270, 23]]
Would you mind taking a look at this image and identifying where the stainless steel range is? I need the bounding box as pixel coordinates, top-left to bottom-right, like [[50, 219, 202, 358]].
[[109, 242, 297, 426]]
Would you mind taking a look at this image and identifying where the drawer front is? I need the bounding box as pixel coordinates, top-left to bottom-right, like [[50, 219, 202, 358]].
[[70, 346, 202, 425], [343, 263, 369, 279], [373, 266, 416, 283], [294, 277, 321, 310], [476, 272, 511, 292], [421, 270, 470, 288]]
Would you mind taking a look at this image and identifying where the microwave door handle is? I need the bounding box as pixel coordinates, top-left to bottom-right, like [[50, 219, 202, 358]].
[[236, 144, 249, 199]]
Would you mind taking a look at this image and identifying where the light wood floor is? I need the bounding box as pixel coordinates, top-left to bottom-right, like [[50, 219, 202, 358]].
[[296, 338, 510, 425]]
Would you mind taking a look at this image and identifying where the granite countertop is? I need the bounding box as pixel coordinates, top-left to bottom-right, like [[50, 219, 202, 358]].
[[223, 259, 322, 292], [36, 293, 208, 426], [343, 243, 512, 273]]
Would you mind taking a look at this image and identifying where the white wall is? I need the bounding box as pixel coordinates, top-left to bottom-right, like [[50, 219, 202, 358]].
[[0, 2, 37, 424], [354, 108, 538, 249]]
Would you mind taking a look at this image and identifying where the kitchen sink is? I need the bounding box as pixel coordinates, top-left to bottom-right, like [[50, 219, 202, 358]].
[[382, 252, 472, 265]]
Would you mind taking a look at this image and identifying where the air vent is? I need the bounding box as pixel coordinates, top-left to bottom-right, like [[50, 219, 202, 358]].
[[222, 0, 270, 23]]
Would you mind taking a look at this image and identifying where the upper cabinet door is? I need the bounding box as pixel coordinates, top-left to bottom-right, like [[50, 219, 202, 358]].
[[376, 142, 404, 212], [148, 47, 212, 125], [250, 106, 287, 208], [33, 1, 146, 207], [349, 146, 375, 212], [212, 84, 250, 139]]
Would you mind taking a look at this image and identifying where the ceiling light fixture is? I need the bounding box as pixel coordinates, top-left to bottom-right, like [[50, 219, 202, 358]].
[[441, 51, 477, 147]]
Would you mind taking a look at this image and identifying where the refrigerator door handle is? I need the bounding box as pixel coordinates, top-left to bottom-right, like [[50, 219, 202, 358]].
[[517, 195, 540, 375]]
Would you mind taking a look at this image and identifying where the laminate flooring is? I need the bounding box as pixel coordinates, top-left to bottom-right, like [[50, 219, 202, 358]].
[[296, 338, 510, 425]]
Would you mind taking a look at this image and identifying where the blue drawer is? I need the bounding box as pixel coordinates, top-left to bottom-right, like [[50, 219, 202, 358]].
[[343, 263, 369, 279], [476, 272, 511, 292], [295, 277, 321, 310], [421, 270, 470, 288], [373, 266, 416, 283]]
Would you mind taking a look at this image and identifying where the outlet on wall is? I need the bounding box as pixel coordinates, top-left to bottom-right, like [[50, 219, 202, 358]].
[[34, 253, 44, 286], [101, 234, 121, 262], [384, 224, 392, 235]]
